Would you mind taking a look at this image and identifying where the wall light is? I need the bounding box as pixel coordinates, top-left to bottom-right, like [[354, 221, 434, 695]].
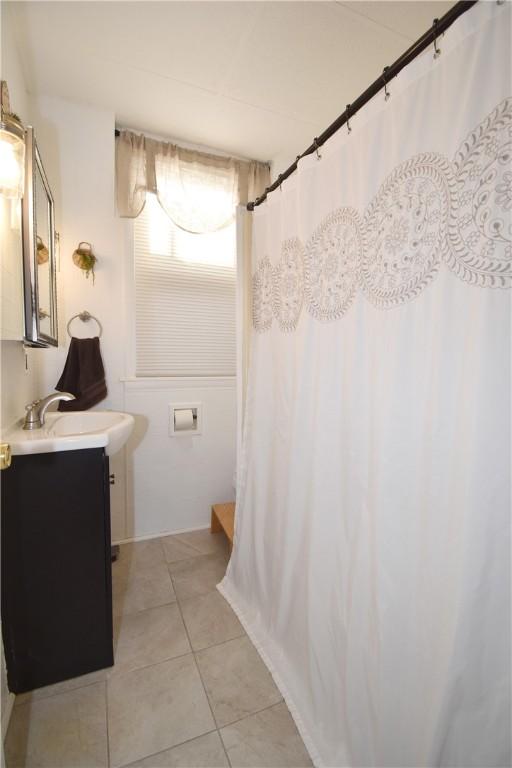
[[0, 81, 25, 199]]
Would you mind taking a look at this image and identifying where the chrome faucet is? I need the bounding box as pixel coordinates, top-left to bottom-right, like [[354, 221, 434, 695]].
[[23, 392, 76, 430]]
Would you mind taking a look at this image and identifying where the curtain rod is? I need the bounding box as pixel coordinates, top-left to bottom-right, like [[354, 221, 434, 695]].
[[247, 0, 478, 211]]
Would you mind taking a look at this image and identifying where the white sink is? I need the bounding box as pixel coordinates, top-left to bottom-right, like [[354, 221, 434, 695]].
[[6, 410, 134, 457]]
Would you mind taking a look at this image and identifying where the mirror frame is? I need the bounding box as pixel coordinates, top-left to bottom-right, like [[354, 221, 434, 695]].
[[22, 125, 58, 347]]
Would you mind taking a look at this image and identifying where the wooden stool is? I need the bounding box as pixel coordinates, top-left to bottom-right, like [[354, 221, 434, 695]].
[[211, 502, 235, 551]]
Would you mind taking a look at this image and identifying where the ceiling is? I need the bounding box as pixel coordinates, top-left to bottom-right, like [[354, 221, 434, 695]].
[[6, 1, 452, 169]]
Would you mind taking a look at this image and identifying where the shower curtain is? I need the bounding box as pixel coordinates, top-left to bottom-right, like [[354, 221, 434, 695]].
[[220, 3, 511, 767]]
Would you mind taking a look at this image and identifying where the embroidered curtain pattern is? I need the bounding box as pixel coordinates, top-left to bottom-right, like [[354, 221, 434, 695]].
[[253, 99, 511, 333], [221, 4, 511, 767]]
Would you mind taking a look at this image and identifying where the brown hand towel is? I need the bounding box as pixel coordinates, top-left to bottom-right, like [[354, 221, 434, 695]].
[[56, 337, 107, 411]]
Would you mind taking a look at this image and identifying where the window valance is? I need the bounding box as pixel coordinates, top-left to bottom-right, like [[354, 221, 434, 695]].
[[115, 129, 270, 233]]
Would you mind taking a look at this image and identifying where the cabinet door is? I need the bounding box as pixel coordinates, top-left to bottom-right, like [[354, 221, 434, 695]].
[[1, 448, 113, 693]]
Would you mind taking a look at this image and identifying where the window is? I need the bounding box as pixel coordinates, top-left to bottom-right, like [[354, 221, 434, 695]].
[[134, 193, 236, 376]]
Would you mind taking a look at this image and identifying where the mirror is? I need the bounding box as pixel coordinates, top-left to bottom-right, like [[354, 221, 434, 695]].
[[22, 126, 58, 347]]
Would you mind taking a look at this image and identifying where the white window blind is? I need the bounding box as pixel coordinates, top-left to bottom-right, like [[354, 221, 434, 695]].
[[134, 194, 236, 376]]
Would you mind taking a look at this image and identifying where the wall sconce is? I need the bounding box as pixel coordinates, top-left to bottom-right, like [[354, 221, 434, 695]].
[[0, 80, 25, 199]]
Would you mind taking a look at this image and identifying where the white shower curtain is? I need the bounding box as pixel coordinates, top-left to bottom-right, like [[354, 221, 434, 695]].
[[220, 3, 511, 767]]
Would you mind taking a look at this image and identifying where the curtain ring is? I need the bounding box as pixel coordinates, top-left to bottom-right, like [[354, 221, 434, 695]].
[[346, 105, 352, 134], [313, 138, 322, 160], [382, 67, 391, 101], [277, 174, 283, 191], [433, 18, 441, 59]]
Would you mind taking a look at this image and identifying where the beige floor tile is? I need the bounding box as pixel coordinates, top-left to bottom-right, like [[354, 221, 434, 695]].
[[14, 668, 108, 706], [174, 529, 230, 557], [220, 702, 313, 767], [112, 604, 191, 676], [161, 535, 203, 564], [107, 655, 215, 768], [5, 682, 107, 768], [113, 560, 176, 616], [169, 554, 229, 602], [195, 636, 282, 727], [116, 538, 165, 572], [180, 590, 244, 651], [124, 731, 229, 768]]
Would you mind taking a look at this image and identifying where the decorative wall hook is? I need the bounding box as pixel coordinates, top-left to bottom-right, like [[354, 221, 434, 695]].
[[72, 241, 97, 284], [433, 18, 442, 59], [382, 67, 391, 101], [346, 105, 352, 134]]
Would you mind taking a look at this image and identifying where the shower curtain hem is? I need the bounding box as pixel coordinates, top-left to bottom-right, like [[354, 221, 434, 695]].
[[216, 579, 326, 768]]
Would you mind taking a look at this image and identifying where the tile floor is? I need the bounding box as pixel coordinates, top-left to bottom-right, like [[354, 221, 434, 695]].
[[5, 529, 312, 768]]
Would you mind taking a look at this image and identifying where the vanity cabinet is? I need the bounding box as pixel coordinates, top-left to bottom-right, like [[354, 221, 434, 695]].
[[1, 448, 113, 693]]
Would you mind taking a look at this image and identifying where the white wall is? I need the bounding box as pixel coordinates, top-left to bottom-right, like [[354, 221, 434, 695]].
[[125, 378, 236, 539], [28, 95, 127, 407], [0, 2, 45, 433], [26, 94, 129, 540], [26, 93, 236, 543], [0, 195, 24, 340]]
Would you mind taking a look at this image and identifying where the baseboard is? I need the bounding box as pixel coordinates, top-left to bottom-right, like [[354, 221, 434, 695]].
[[113, 523, 211, 546]]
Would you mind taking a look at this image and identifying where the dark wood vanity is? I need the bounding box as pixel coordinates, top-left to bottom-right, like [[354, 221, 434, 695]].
[[1, 447, 113, 693]]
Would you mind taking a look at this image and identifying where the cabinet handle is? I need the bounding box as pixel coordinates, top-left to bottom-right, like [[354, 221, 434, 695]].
[[0, 443, 11, 470], [109, 473, 115, 485]]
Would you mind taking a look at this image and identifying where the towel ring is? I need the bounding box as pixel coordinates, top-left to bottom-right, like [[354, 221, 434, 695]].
[[67, 311, 103, 338]]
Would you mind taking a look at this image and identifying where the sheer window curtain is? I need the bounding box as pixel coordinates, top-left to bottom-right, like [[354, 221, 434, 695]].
[[115, 130, 269, 232], [220, 3, 511, 767]]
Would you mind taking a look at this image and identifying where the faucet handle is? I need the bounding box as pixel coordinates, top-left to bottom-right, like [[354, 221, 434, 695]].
[[23, 401, 41, 430]]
